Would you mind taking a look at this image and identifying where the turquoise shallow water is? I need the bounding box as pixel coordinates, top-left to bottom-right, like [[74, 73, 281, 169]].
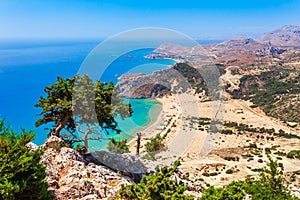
[[0, 40, 171, 150], [88, 98, 162, 151]]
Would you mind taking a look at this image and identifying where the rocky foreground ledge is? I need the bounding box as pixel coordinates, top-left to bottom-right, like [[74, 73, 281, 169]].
[[27, 136, 202, 199]]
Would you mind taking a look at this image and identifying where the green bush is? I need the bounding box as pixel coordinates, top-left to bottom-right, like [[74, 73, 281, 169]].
[[202, 172, 210, 177], [225, 169, 233, 174], [249, 143, 257, 148], [115, 160, 193, 200], [75, 144, 86, 155], [287, 150, 300, 159], [141, 153, 155, 161], [107, 138, 130, 154], [0, 120, 53, 200], [145, 134, 166, 155], [209, 172, 218, 176]]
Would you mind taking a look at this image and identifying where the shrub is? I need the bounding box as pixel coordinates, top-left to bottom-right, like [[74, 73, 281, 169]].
[[75, 144, 86, 155], [0, 120, 53, 200], [202, 172, 210, 177], [247, 157, 254, 162], [265, 147, 271, 153], [141, 153, 155, 161], [249, 143, 257, 148], [107, 138, 130, 154], [115, 160, 193, 200], [201, 155, 297, 200], [145, 134, 166, 154], [225, 169, 233, 174], [210, 172, 218, 176], [224, 156, 239, 161], [287, 150, 300, 159]]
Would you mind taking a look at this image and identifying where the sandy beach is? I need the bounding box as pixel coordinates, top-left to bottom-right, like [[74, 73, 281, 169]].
[[128, 92, 223, 160], [155, 93, 225, 164], [128, 94, 180, 153], [128, 91, 299, 180]]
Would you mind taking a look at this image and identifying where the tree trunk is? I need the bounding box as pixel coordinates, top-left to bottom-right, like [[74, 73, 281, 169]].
[[53, 115, 70, 137], [136, 132, 141, 156], [84, 133, 89, 154]]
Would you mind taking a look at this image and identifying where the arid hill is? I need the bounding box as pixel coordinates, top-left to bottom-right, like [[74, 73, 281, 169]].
[[259, 24, 300, 47]]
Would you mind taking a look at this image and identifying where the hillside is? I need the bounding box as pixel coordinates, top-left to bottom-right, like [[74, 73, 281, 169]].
[[259, 24, 300, 47]]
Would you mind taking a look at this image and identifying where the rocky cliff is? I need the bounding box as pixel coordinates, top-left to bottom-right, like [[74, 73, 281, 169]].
[[31, 136, 202, 199], [40, 136, 134, 199]]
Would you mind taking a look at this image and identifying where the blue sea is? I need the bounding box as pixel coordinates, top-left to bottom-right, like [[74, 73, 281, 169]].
[[0, 39, 174, 150]]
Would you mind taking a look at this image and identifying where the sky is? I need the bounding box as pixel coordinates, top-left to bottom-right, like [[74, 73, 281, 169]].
[[0, 0, 300, 40]]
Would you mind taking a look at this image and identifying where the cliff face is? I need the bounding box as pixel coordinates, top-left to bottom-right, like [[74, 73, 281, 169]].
[[40, 136, 134, 199], [30, 136, 203, 199], [259, 24, 300, 47], [116, 63, 206, 99]]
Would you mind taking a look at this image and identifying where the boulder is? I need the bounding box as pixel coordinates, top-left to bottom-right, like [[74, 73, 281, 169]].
[[87, 151, 163, 182]]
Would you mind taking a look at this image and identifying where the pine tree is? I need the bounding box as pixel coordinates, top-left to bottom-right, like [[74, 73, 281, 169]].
[[0, 120, 53, 200], [35, 75, 132, 152]]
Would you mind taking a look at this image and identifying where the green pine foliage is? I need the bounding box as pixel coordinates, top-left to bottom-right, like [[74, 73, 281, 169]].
[[0, 120, 53, 200], [145, 134, 166, 155], [115, 160, 194, 200], [107, 138, 130, 154], [35, 75, 132, 152], [200, 181, 247, 200]]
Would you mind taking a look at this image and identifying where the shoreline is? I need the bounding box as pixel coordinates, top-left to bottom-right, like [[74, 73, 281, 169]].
[[128, 95, 180, 153]]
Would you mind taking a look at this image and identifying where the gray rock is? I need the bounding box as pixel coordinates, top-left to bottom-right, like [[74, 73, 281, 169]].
[[42, 140, 202, 199], [26, 142, 38, 151], [42, 146, 134, 199], [90, 151, 146, 174], [45, 135, 64, 148], [87, 151, 164, 182]]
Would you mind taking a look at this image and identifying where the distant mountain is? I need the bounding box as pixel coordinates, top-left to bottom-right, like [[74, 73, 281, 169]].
[[213, 37, 262, 49], [144, 25, 300, 67], [259, 25, 300, 47], [203, 37, 266, 57]]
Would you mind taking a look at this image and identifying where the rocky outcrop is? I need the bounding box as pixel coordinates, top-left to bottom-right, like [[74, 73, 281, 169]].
[[26, 142, 38, 151], [37, 136, 204, 199], [44, 135, 65, 148], [86, 150, 162, 182], [289, 186, 300, 199], [41, 136, 134, 199], [172, 167, 203, 198]]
